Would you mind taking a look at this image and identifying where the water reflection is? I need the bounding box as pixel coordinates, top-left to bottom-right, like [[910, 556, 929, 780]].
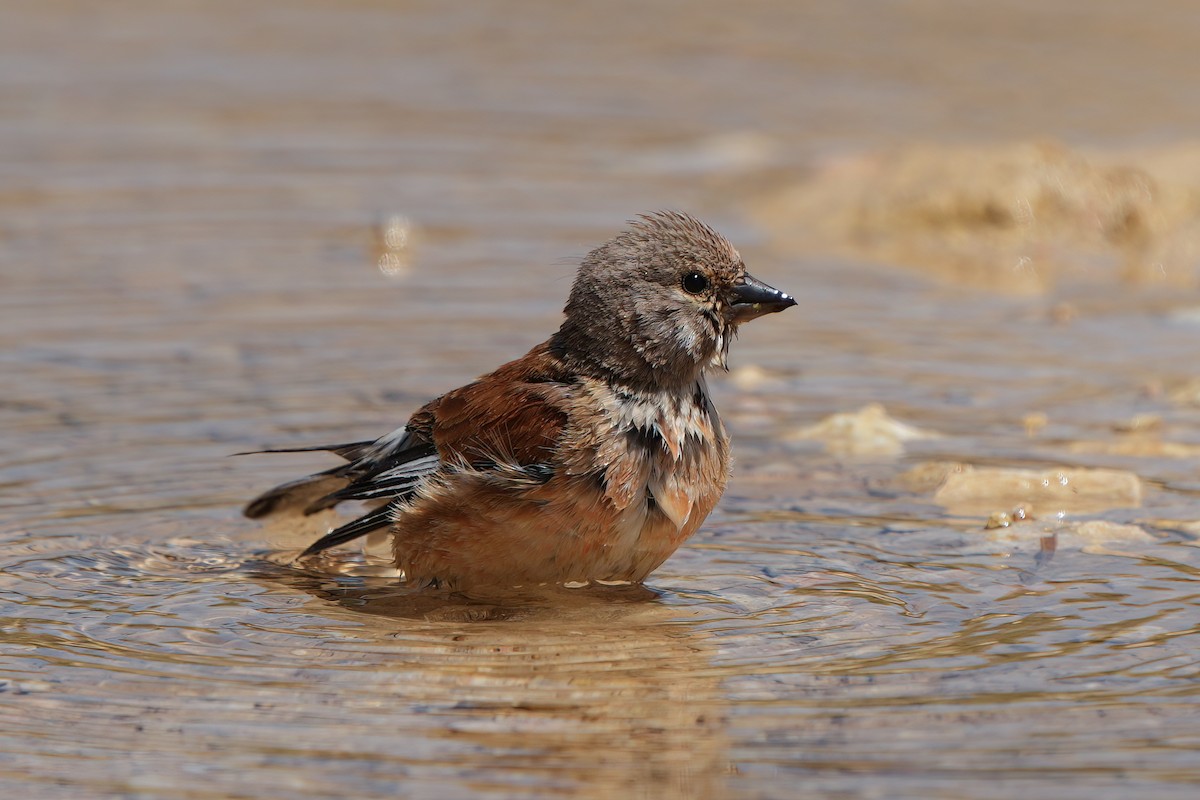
[[275, 575, 733, 799], [0, 532, 732, 797]]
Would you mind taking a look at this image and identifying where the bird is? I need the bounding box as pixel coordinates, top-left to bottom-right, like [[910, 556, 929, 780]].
[[243, 211, 795, 591]]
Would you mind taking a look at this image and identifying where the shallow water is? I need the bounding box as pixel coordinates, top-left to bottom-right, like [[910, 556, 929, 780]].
[[3, 2, 1200, 798]]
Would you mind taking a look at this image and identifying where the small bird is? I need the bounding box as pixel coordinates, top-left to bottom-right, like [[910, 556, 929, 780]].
[[244, 212, 795, 590]]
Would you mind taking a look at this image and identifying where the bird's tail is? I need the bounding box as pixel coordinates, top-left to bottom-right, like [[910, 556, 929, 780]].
[[243, 474, 349, 519], [238, 440, 372, 518]]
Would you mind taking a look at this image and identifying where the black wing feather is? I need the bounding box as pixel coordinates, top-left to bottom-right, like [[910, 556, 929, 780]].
[[244, 427, 444, 553], [299, 503, 399, 557]]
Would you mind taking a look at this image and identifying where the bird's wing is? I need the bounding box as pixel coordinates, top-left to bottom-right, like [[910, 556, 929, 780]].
[[419, 354, 572, 473], [245, 341, 574, 556], [241, 426, 435, 519]]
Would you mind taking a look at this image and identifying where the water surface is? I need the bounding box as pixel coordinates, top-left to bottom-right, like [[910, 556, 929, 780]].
[[3, 2, 1200, 798]]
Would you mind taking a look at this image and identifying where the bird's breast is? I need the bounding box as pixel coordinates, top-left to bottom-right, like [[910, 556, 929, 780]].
[[585, 378, 730, 536]]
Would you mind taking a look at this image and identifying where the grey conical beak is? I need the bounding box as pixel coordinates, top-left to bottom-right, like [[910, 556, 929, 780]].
[[730, 273, 796, 323]]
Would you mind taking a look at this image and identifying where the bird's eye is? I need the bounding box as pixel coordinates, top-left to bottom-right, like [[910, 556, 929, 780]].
[[681, 271, 709, 295]]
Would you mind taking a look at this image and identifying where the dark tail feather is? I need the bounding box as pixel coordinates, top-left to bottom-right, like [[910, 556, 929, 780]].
[[240, 440, 377, 518], [300, 504, 395, 557], [302, 491, 346, 516], [234, 440, 374, 461], [243, 474, 348, 519]]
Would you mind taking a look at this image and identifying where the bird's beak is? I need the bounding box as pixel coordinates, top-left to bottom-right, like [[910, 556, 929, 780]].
[[730, 273, 796, 323]]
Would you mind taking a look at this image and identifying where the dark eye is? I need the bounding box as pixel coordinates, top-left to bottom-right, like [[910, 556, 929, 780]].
[[681, 271, 709, 295]]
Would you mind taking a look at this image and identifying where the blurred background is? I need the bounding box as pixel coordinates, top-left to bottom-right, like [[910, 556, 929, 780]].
[[4, 2, 1200, 798]]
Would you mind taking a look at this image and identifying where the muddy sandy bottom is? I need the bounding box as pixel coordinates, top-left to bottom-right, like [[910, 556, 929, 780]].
[[3, 2, 1200, 798]]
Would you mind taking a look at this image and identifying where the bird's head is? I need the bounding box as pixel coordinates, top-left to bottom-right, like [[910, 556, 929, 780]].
[[557, 211, 795, 390]]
